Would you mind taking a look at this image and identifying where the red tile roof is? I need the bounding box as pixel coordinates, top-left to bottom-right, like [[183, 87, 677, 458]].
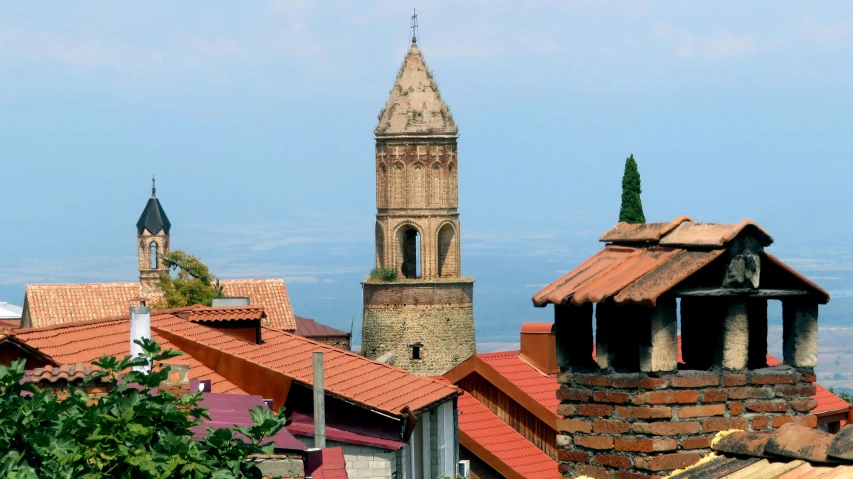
[[534, 217, 829, 307], [293, 316, 350, 338], [23, 278, 296, 330], [10, 318, 245, 394], [150, 315, 459, 416], [457, 390, 561, 479], [29, 363, 106, 384], [186, 305, 265, 322], [766, 355, 851, 415], [477, 350, 560, 416]]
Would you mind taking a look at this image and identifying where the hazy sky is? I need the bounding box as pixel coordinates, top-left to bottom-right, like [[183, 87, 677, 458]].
[[1, 2, 852, 345]]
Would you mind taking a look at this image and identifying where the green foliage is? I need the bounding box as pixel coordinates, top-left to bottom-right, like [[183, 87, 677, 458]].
[[156, 250, 224, 308], [618, 154, 646, 224], [0, 339, 287, 479], [369, 268, 398, 282]]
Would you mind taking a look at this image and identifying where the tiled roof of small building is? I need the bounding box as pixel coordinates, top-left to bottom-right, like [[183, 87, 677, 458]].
[[150, 314, 459, 416], [9, 317, 245, 394], [293, 316, 350, 338], [457, 390, 561, 479], [374, 43, 457, 137], [28, 363, 106, 384], [23, 278, 296, 330], [534, 217, 829, 307], [185, 305, 265, 322], [671, 424, 853, 479]]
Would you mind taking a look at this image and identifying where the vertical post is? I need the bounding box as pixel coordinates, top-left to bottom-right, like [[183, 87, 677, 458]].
[[717, 301, 749, 370], [129, 304, 151, 372], [639, 296, 678, 372], [782, 300, 819, 367], [313, 352, 326, 448]]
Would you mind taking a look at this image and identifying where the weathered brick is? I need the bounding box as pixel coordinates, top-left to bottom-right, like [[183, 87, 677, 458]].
[[801, 373, 816, 383], [682, 435, 713, 450], [557, 434, 573, 447], [632, 421, 700, 436], [772, 415, 818, 429], [678, 404, 726, 418], [578, 404, 614, 417], [615, 437, 677, 453], [730, 401, 743, 416], [671, 374, 719, 388], [775, 384, 817, 397], [557, 418, 592, 434], [557, 371, 573, 384], [615, 406, 673, 419], [595, 391, 632, 404], [612, 376, 642, 389], [752, 416, 769, 430], [634, 453, 702, 472], [558, 388, 593, 402], [746, 401, 788, 413], [593, 419, 630, 434], [614, 471, 659, 479], [791, 399, 819, 412], [559, 463, 571, 474], [575, 436, 615, 450], [751, 373, 798, 385], [701, 389, 728, 403], [729, 387, 774, 399], [595, 454, 631, 469], [557, 404, 576, 417], [638, 377, 670, 389], [559, 449, 590, 463], [576, 374, 612, 387], [703, 417, 749, 433], [632, 391, 698, 405], [577, 464, 612, 479], [723, 374, 747, 387]]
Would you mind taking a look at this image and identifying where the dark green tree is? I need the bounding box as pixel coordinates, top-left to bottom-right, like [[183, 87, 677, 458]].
[[619, 154, 646, 224], [0, 339, 287, 478], [156, 250, 224, 308]]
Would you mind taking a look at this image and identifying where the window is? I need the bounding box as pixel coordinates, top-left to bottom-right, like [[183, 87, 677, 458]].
[[149, 242, 158, 269], [411, 343, 422, 360]]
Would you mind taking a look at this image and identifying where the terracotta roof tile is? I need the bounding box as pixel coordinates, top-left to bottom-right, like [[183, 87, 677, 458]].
[[23, 278, 296, 330], [293, 316, 350, 338], [600, 216, 694, 243], [457, 391, 560, 479], [28, 363, 106, 385], [476, 350, 560, 416], [186, 306, 265, 322], [11, 318, 245, 394], [151, 316, 459, 416], [659, 219, 773, 248]]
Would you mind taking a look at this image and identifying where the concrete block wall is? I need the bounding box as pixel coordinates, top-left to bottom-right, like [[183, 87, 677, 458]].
[[299, 438, 397, 479], [556, 368, 817, 479]]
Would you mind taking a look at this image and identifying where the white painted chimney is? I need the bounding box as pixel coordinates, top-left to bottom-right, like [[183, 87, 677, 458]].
[[130, 304, 151, 372]]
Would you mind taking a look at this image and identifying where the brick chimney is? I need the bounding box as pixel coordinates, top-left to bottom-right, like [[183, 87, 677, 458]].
[[533, 217, 828, 479]]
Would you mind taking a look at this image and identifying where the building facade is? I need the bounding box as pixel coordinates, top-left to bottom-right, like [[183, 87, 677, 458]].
[[362, 32, 476, 376]]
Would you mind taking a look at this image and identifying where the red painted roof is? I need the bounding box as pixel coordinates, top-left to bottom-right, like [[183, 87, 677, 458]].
[[151, 315, 459, 416], [294, 316, 350, 338], [305, 447, 348, 479], [458, 390, 561, 479], [10, 317, 245, 394], [477, 350, 560, 416]]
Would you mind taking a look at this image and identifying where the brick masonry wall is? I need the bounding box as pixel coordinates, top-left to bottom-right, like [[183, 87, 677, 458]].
[[556, 367, 817, 479], [363, 280, 476, 376], [299, 438, 396, 479]]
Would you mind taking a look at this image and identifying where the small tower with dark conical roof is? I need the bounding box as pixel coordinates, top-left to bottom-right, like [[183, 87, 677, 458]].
[[137, 178, 171, 298], [363, 14, 476, 376]]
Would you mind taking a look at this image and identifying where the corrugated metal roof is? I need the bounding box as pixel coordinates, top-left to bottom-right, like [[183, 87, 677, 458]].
[[11, 317, 245, 394], [458, 391, 561, 479], [293, 316, 350, 338], [151, 315, 459, 416], [24, 278, 297, 330], [0, 302, 23, 320]]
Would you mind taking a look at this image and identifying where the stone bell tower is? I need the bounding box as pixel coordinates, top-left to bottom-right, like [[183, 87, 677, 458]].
[[362, 16, 476, 376], [137, 178, 171, 298]]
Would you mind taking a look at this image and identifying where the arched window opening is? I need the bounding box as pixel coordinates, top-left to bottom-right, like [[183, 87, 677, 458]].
[[375, 222, 385, 269], [437, 223, 458, 278], [398, 226, 422, 279], [149, 242, 158, 269]]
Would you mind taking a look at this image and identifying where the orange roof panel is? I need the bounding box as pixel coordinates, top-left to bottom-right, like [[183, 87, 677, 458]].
[[600, 216, 693, 243], [477, 351, 559, 416], [457, 391, 560, 479], [659, 219, 773, 247]]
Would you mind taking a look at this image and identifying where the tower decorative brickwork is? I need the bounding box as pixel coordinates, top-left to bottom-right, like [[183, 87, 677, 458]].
[[362, 33, 476, 376], [137, 180, 171, 298]]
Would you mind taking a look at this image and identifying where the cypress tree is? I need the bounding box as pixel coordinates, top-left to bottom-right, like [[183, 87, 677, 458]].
[[619, 154, 646, 224]]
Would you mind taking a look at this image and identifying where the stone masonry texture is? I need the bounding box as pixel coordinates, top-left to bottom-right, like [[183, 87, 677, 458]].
[[556, 367, 816, 478]]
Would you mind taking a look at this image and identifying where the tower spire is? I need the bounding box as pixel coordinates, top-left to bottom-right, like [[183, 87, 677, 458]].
[[151, 176, 156, 198], [410, 8, 418, 45]]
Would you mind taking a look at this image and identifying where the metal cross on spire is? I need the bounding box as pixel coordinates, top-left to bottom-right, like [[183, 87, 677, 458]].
[[151, 175, 156, 198], [410, 8, 419, 45]]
